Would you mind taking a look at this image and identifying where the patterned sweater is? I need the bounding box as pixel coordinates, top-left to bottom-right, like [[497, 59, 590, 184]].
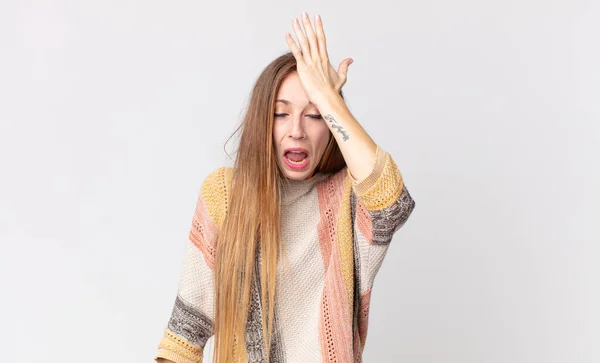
[[155, 145, 416, 363]]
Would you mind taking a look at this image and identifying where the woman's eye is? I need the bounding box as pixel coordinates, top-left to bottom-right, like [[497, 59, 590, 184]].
[[273, 113, 322, 119]]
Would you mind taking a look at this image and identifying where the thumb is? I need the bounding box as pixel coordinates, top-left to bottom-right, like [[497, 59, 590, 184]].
[[337, 58, 353, 76]]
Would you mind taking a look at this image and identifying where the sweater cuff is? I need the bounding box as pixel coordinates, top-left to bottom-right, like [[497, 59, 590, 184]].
[[155, 328, 203, 363], [347, 145, 387, 196], [347, 145, 404, 211]]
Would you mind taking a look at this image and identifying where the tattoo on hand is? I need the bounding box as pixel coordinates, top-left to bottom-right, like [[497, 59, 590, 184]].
[[332, 124, 350, 141], [324, 114, 336, 124], [324, 114, 350, 141]]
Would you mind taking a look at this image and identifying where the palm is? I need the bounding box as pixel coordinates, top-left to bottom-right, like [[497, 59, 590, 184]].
[[285, 13, 353, 100]]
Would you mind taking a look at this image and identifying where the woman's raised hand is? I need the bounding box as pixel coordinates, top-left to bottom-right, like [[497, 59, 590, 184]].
[[285, 12, 354, 105]]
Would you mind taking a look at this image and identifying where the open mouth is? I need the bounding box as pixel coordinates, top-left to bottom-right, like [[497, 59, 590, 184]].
[[284, 150, 309, 169]]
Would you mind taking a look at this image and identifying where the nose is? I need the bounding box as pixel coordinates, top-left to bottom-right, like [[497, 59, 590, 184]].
[[288, 116, 306, 140]]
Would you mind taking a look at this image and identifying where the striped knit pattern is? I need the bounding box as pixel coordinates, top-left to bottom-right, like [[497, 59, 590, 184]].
[[154, 145, 416, 363]]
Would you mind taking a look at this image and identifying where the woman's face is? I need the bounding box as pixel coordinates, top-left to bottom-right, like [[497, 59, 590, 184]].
[[272, 72, 331, 180]]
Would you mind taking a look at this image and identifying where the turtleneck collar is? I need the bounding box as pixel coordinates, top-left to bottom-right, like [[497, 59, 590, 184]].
[[279, 172, 331, 206]]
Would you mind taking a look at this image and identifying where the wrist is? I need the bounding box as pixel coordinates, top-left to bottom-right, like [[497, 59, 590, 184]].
[[313, 88, 344, 110]]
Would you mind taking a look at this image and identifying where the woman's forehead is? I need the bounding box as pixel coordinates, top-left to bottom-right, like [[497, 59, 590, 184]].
[[277, 74, 310, 105], [275, 98, 315, 108]]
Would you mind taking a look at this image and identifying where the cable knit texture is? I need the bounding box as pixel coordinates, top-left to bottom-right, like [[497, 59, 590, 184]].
[[154, 146, 416, 363]]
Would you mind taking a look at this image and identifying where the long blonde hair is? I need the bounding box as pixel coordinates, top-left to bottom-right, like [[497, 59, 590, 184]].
[[213, 51, 346, 362]]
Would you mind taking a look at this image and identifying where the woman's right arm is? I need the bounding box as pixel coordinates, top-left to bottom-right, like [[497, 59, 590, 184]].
[[153, 167, 230, 363], [348, 146, 416, 348]]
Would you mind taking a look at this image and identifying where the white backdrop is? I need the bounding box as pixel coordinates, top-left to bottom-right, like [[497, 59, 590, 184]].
[[1, 1, 598, 362]]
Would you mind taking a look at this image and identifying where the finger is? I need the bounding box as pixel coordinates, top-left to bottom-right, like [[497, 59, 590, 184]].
[[337, 58, 353, 77], [285, 33, 303, 64], [314, 14, 329, 63], [292, 17, 311, 63], [301, 12, 320, 64]]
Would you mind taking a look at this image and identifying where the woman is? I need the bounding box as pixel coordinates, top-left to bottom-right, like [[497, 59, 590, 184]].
[[155, 12, 415, 363]]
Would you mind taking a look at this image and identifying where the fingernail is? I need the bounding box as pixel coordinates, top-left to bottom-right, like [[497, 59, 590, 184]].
[[349, 59, 354, 65], [316, 14, 321, 21]]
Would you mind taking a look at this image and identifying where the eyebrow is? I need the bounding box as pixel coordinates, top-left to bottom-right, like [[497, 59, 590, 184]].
[[276, 99, 313, 106]]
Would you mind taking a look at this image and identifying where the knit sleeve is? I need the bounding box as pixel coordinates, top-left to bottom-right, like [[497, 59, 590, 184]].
[[154, 167, 231, 363], [349, 145, 416, 291]]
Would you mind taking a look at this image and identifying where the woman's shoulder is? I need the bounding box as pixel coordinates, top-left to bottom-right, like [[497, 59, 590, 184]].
[[202, 166, 233, 189], [199, 166, 233, 210]]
